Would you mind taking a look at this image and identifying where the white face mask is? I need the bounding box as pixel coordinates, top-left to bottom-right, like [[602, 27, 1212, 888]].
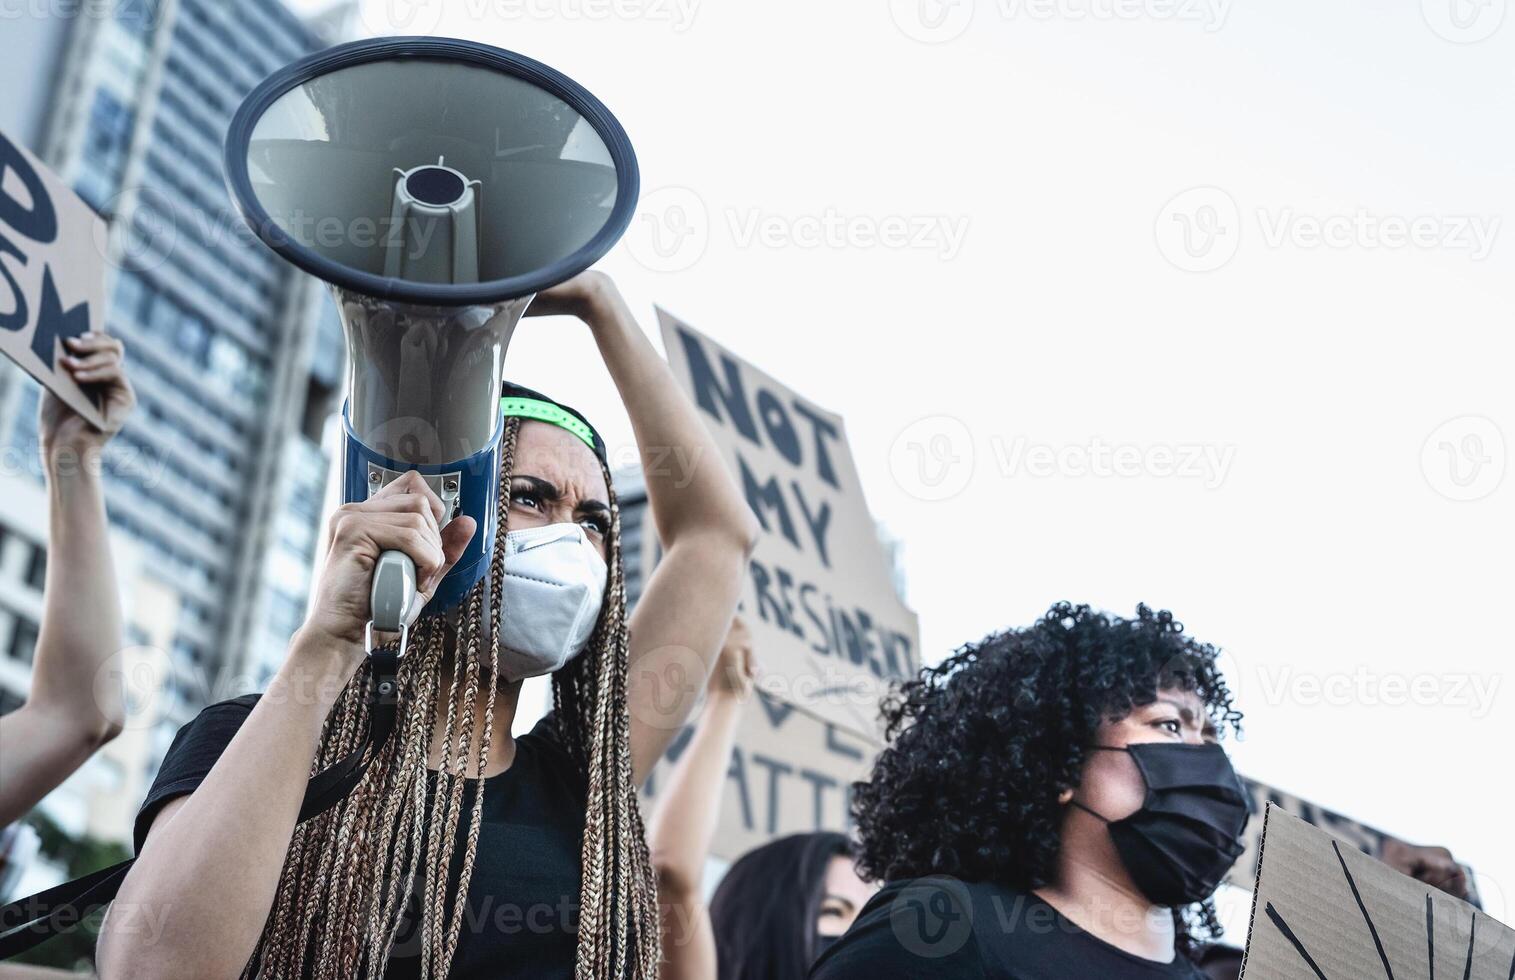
[[496, 522, 608, 681]]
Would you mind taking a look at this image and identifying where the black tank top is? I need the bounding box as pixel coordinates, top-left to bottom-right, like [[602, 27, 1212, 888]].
[[135, 694, 587, 978]]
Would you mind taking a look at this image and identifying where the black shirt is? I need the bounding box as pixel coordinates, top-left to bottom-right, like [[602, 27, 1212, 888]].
[[136, 694, 587, 978], [809, 878, 1207, 980]]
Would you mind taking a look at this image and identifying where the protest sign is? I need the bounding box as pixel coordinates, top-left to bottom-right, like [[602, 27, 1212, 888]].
[[641, 691, 877, 862], [0, 129, 108, 429], [1241, 804, 1511, 979], [656, 308, 920, 740]]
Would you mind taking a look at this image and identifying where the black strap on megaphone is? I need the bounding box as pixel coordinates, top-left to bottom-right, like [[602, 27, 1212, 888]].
[[0, 638, 403, 960]]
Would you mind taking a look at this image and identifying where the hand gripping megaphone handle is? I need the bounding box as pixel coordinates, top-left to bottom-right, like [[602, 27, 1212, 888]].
[[370, 550, 418, 635]]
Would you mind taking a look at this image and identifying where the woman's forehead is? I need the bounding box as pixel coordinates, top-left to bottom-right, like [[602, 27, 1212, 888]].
[[513, 419, 608, 500]]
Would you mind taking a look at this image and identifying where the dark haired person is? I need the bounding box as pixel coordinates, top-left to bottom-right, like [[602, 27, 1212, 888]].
[[97, 272, 759, 979], [708, 833, 875, 980], [811, 603, 1247, 980], [0, 333, 134, 827], [648, 618, 877, 980]]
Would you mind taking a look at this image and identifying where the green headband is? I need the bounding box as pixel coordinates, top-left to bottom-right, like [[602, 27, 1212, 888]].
[[500, 396, 598, 452]]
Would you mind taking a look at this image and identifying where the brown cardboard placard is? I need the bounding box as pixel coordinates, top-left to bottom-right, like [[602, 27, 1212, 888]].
[[0, 129, 108, 429], [656, 308, 920, 740], [640, 691, 877, 861], [1241, 804, 1512, 979]]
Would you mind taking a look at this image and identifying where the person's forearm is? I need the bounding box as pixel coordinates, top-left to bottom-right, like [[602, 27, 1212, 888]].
[[97, 632, 358, 980], [650, 692, 743, 897], [32, 460, 124, 739], [584, 285, 757, 550], [0, 463, 128, 824]]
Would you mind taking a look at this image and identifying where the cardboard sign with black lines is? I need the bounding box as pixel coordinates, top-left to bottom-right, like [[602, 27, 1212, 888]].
[[0, 129, 108, 429], [656, 308, 921, 741], [1241, 804, 1512, 979], [640, 691, 875, 861]]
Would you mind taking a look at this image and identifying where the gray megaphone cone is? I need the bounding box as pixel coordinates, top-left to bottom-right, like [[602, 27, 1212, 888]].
[[224, 36, 638, 635]]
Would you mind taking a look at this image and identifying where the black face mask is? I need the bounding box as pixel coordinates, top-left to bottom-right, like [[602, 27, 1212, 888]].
[[1074, 741, 1250, 908]]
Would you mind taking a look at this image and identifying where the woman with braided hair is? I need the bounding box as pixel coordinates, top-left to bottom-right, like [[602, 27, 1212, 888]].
[[97, 272, 759, 980]]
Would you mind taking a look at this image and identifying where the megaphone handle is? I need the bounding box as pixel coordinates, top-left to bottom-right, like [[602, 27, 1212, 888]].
[[370, 550, 418, 635]]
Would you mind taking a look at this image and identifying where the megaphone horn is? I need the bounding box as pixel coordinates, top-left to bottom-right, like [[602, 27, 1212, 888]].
[[225, 37, 638, 636]]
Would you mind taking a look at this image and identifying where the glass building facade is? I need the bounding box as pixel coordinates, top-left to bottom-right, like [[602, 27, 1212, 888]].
[[0, 0, 347, 811]]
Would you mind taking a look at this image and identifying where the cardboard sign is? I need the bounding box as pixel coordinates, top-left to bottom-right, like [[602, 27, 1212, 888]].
[[1241, 805, 1513, 979], [0, 129, 107, 428], [1229, 778, 1480, 908], [641, 691, 877, 861], [657, 309, 920, 739]]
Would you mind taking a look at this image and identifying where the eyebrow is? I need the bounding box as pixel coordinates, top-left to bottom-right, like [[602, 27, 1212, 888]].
[[822, 893, 856, 912], [511, 474, 609, 515], [1154, 698, 1198, 724]]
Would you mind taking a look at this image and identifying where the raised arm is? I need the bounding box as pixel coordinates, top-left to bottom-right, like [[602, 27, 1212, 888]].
[[649, 618, 754, 980], [525, 273, 759, 782], [96, 473, 473, 980], [0, 334, 133, 826]]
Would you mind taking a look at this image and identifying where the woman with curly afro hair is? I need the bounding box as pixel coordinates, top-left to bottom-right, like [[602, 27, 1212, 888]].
[[810, 602, 1248, 980]]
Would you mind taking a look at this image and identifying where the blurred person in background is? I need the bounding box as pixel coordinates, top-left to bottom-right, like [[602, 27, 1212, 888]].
[[95, 272, 758, 980], [1381, 838, 1470, 902], [648, 617, 878, 980], [708, 833, 876, 980], [812, 603, 1247, 980], [0, 332, 133, 827]]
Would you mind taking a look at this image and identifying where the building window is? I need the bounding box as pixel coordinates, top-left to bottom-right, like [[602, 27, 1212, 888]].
[[24, 547, 45, 591], [113, 271, 148, 323], [75, 89, 135, 211], [115, 0, 159, 37], [9, 621, 38, 665], [178, 316, 210, 366]]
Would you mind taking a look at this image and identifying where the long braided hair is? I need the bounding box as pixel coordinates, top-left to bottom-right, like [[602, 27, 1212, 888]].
[[243, 417, 662, 979]]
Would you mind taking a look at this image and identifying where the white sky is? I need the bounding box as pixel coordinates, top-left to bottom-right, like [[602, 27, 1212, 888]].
[[306, 0, 1515, 921]]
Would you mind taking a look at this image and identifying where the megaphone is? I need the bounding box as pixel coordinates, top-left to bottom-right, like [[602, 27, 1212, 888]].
[[224, 37, 638, 636]]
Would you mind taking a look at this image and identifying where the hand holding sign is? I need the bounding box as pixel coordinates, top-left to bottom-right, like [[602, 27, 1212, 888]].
[[39, 332, 135, 466], [0, 128, 110, 431]]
